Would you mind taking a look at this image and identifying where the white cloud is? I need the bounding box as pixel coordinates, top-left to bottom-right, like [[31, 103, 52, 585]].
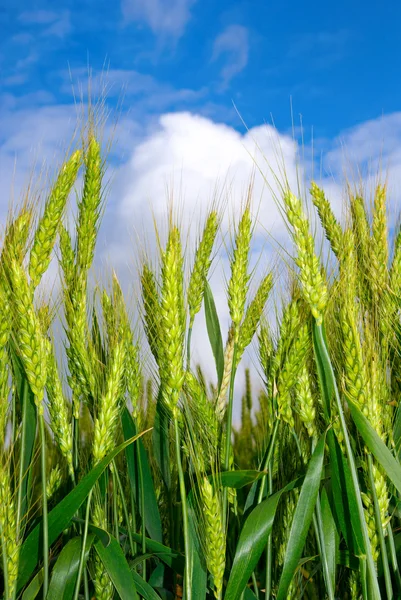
[[121, 0, 196, 39], [212, 25, 249, 89], [107, 111, 302, 397], [116, 111, 298, 242]]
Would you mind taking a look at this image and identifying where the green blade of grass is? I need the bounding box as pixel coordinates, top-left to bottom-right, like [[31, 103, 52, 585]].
[[204, 281, 224, 389], [132, 571, 162, 600], [348, 399, 401, 495], [219, 469, 267, 489], [276, 434, 326, 600], [47, 535, 95, 600], [326, 430, 364, 556], [21, 569, 43, 600], [224, 474, 305, 600], [94, 536, 139, 600], [320, 486, 339, 596], [10, 342, 37, 539], [152, 392, 171, 491], [122, 407, 163, 543], [17, 430, 151, 592]]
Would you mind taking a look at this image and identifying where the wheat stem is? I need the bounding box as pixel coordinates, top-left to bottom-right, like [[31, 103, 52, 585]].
[[15, 378, 30, 543], [39, 416, 49, 598], [113, 464, 135, 557], [174, 415, 191, 600], [222, 344, 237, 527], [73, 488, 93, 600], [0, 521, 9, 600], [386, 523, 401, 593]]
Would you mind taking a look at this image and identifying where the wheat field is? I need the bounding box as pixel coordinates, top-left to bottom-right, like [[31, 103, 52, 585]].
[[0, 125, 400, 600]]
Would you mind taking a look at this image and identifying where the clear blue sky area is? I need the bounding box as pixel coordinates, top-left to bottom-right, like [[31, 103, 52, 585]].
[[1, 0, 400, 140]]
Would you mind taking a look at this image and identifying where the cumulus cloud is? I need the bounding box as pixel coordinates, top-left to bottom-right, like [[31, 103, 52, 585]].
[[212, 25, 249, 89], [121, 0, 196, 39], [107, 111, 302, 395], [116, 111, 297, 238]]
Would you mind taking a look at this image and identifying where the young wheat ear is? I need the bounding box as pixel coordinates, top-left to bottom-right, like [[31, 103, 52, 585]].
[[141, 263, 161, 364], [370, 183, 388, 297], [158, 225, 186, 416], [227, 206, 252, 341], [76, 137, 103, 275], [310, 182, 344, 258], [46, 343, 74, 476], [92, 337, 126, 464], [201, 477, 226, 599], [29, 149, 81, 289], [188, 210, 219, 328], [8, 258, 47, 408], [0, 462, 19, 599], [276, 323, 309, 427], [283, 191, 328, 324], [235, 273, 273, 368]]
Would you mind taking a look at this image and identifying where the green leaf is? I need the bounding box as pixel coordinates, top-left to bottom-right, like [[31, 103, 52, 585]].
[[94, 536, 139, 600], [187, 493, 207, 600], [47, 535, 95, 600], [132, 572, 162, 600], [225, 476, 303, 600], [320, 486, 338, 594], [313, 323, 380, 599], [204, 281, 224, 389], [276, 434, 326, 600], [21, 569, 43, 600], [128, 533, 184, 573], [71, 517, 111, 547], [244, 588, 258, 599], [17, 429, 150, 592], [326, 430, 364, 556], [219, 470, 266, 489], [153, 391, 171, 490], [312, 321, 332, 420], [10, 341, 37, 531], [122, 407, 163, 542], [348, 400, 401, 495]]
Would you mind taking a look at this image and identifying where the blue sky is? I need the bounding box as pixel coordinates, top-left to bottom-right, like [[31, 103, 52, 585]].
[[1, 0, 400, 139], [1, 0, 400, 402]]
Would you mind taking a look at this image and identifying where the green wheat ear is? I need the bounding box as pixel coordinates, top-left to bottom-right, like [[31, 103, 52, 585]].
[[201, 477, 226, 599], [29, 149, 81, 289], [282, 191, 328, 324], [0, 462, 19, 599], [158, 225, 186, 416], [310, 181, 344, 258], [188, 210, 219, 327], [46, 343, 74, 477], [76, 137, 103, 275], [92, 337, 126, 464], [236, 272, 273, 367], [141, 263, 162, 363], [8, 258, 48, 408], [276, 322, 309, 427], [370, 183, 388, 297], [1, 209, 32, 267], [227, 205, 252, 340]]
